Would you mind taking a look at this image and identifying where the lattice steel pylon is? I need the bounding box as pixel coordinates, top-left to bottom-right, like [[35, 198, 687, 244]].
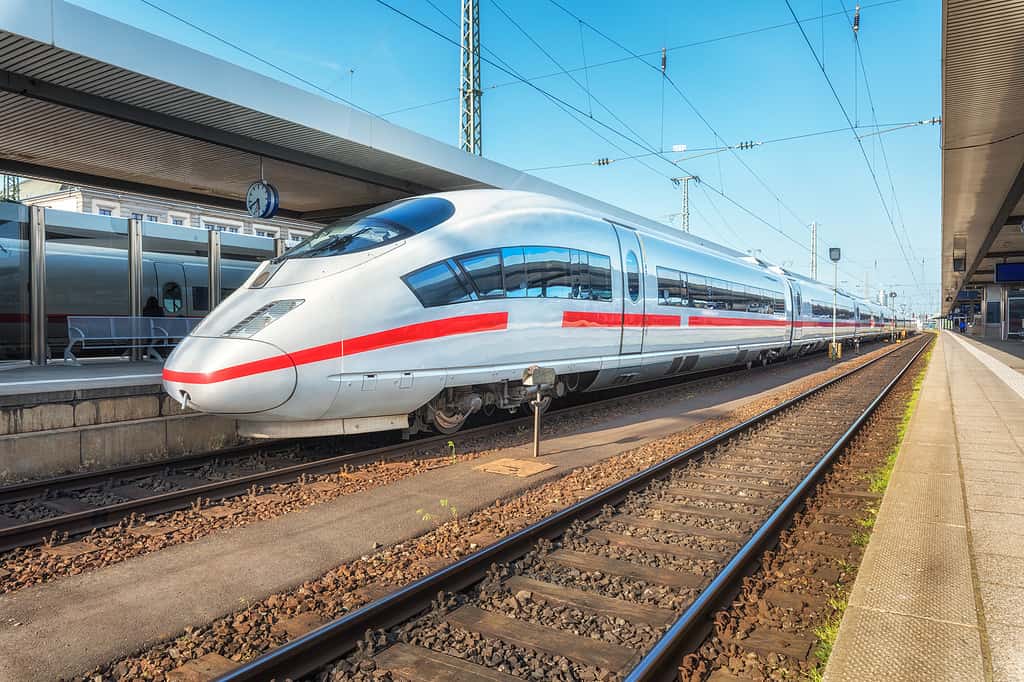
[[459, 0, 482, 155], [0, 174, 18, 202]]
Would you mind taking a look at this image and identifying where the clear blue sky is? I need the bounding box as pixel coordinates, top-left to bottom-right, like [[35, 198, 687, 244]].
[[71, 0, 941, 314]]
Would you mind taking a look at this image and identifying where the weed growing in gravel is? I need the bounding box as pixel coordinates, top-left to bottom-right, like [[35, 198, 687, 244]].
[[807, 595, 848, 681], [851, 530, 870, 547], [866, 347, 931, 495], [447, 440, 457, 464], [417, 498, 459, 528]]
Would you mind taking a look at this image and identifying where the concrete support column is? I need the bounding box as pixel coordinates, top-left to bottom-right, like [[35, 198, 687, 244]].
[[273, 237, 286, 258], [29, 205, 46, 365], [208, 230, 221, 311]]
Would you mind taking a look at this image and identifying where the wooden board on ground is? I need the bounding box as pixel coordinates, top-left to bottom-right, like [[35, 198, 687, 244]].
[[270, 611, 325, 640], [613, 514, 745, 542], [647, 500, 761, 523], [166, 653, 236, 682], [375, 642, 521, 682], [763, 587, 826, 612], [474, 458, 556, 478], [447, 605, 637, 671], [585, 530, 727, 562], [504, 575, 676, 626], [41, 540, 101, 559], [199, 505, 239, 520], [664, 487, 775, 507], [547, 549, 705, 589], [126, 524, 171, 538], [718, 627, 816, 660]]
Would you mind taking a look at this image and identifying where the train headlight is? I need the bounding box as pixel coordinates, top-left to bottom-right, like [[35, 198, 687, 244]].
[[223, 299, 305, 338]]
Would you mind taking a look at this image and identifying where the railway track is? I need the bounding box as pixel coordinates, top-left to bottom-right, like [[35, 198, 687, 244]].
[[211, 335, 929, 682], [0, 347, 858, 554]]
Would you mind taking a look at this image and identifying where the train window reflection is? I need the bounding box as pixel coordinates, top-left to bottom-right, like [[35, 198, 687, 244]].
[[625, 251, 640, 302], [457, 251, 503, 298], [162, 282, 183, 313], [281, 197, 455, 260], [192, 286, 209, 312], [588, 254, 613, 302], [525, 246, 571, 298], [502, 247, 527, 298], [404, 261, 473, 307]]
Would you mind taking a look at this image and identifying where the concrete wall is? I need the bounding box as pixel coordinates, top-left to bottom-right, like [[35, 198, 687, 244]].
[[0, 390, 241, 481]]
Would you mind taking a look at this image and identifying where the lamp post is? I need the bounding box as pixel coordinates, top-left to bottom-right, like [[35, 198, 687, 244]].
[[829, 247, 841, 360], [889, 291, 898, 342]]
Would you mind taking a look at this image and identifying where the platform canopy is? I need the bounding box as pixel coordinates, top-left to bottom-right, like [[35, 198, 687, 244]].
[[941, 0, 1024, 313], [0, 0, 731, 253]]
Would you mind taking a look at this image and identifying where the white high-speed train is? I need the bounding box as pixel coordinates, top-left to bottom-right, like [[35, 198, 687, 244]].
[[162, 190, 895, 438]]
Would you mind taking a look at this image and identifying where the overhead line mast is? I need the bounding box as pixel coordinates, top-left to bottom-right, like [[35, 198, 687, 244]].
[[459, 0, 482, 155]]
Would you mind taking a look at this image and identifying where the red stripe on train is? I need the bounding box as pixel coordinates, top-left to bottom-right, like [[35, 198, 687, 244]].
[[561, 311, 681, 327], [687, 316, 789, 327], [163, 312, 509, 385]]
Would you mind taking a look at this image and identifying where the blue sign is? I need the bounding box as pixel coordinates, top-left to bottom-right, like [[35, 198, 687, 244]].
[[996, 262, 1024, 283]]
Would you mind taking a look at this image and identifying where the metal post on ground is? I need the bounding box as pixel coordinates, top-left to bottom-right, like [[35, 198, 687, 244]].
[[829, 247, 841, 360], [128, 217, 143, 361], [273, 237, 286, 258], [29, 205, 46, 366], [208, 230, 222, 311], [532, 392, 542, 458]]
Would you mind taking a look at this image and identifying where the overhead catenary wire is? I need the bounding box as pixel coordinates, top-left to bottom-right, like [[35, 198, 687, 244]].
[[783, 0, 919, 288]]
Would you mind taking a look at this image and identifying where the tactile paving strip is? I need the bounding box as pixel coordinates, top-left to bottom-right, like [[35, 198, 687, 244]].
[[824, 607, 983, 682]]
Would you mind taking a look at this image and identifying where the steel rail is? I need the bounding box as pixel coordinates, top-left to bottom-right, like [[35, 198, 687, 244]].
[[0, 348, 816, 552], [626, 336, 929, 681], [215, 337, 926, 682]]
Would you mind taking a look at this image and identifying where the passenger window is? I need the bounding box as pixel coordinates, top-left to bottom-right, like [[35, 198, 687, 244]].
[[502, 247, 527, 298], [221, 288, 235, 301], [525, 246, 571, 298], [458, 251, 504, 298], [588, 253, 613, 301], [625, 251, 640, 302], [403, 261, 473, 307], [657, 267, 683, 306], [687, 276, 709, 309], [192, 286, 209, 312], [162, 282, 183, 313]]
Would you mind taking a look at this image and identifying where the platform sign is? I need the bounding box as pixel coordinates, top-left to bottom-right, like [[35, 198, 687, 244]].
[[995, 262, 1024, 283]]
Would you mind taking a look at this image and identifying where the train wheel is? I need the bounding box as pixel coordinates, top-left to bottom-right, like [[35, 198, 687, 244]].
[[433, 407, 468, 435]]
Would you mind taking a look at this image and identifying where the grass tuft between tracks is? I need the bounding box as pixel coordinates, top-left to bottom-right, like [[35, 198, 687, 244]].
[[805, 341, 933, 681]]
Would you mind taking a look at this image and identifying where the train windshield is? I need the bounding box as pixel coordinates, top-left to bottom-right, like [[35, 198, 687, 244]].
[[277, 197, 455, 260]]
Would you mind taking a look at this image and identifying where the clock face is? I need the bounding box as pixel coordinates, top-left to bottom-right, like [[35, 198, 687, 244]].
[[246, 181, 277, 218]]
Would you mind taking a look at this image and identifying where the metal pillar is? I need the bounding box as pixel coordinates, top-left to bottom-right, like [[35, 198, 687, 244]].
[[1, 174, 18, 202], [208, 230, 222, 311], [459, 0, 482, 155], [128, 218, 143, 360], [810, 222, 818, 279], [29, 205, 46, 365], [273, 237, 287, 258]]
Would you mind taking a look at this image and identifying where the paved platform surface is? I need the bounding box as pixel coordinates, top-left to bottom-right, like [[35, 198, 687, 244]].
[[0, 350, 868, 681], [827, 332, 1024, 681], [958, 333, 1024, 375], [0, 360, 162, 405]]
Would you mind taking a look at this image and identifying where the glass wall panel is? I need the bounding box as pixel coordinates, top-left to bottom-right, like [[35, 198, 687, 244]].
[[0, 202, 30, 361], [219, 232, 273, 303], [141, 220, 209, 317], [44, 208, 130, 358]]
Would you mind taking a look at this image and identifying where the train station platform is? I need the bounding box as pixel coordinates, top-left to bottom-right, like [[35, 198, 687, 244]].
[[0, 360, 238, 481], [826, 332, 1024, 681]]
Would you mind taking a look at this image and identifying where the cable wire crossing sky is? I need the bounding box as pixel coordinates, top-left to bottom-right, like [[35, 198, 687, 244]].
[[71, 0, 941, 314]]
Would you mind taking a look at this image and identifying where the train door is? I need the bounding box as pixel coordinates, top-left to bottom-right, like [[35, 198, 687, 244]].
[[613, 224, 645, 355], [790, 281, 803, 342], [154, 262, 186, 316]]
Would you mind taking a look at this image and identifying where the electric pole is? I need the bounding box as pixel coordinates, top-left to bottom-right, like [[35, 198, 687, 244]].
[[0, 174, 18, 202], [810, 222, 818, 279], [459, 0, 482, 155], [671, 176, 699, 233]]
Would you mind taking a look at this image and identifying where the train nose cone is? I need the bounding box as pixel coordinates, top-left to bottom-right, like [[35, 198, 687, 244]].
[[162, 336, 297, 414]]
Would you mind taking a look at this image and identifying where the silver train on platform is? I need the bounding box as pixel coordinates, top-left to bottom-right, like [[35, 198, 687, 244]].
[[158, 190, 905, 438]]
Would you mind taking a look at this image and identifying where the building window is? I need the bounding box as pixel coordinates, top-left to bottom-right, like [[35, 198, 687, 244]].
[[131, 212, 143, 221], [98, 208, 112, 216], [202, 217, 242, 234], [146, 214, 160, 222], [172, 218, 185, 226]]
